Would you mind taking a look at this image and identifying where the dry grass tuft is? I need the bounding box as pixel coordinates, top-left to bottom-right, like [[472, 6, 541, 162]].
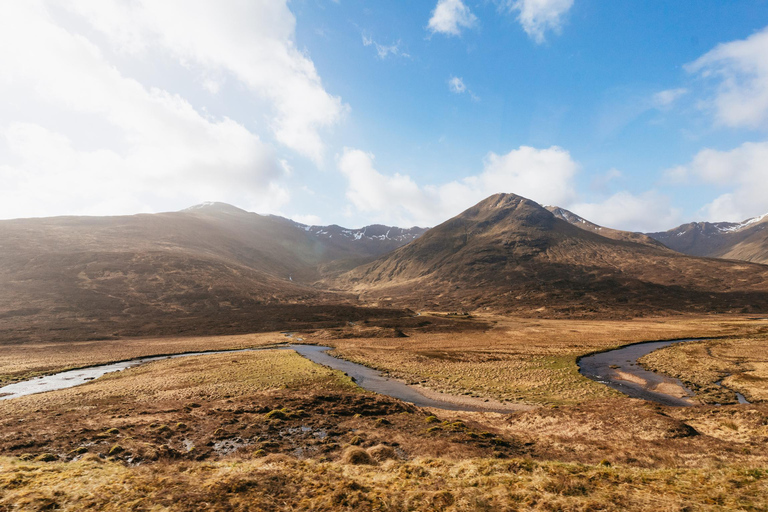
[[1, 455, 767, 511], [367, 445, 397, 462], [342, 447, 376, 466]]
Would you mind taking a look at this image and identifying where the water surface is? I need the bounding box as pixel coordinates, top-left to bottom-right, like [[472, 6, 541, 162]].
[[0, 344, 514, 412]]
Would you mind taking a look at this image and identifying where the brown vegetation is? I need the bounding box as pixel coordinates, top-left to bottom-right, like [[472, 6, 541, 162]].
[[641, 333, 768, 404], [0, 203, 421, 344], [1, 317, 768, 508], [2, 454, 768, 511], [322, 314, 768, 405], [334, 194, 768, 316]]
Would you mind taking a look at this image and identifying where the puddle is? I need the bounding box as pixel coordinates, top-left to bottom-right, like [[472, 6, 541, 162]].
[[212, 437, 247, 456]]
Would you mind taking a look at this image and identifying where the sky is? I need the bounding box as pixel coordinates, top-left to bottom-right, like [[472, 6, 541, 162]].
[[1, 1, 768, 232]]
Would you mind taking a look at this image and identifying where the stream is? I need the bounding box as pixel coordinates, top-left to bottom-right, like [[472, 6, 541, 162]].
[[578, 338, 750, 406], [1, 339, 751, 409], [0, 344, 515, 413]]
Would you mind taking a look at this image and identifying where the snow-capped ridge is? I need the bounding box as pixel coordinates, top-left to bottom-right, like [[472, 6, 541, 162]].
[[715, 212, 768, 233]]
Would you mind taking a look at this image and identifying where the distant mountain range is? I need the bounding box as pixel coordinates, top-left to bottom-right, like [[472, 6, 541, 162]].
[[2, 197, 768, 343], [544, 204, 768, 265], [646, 214, 768, 265]]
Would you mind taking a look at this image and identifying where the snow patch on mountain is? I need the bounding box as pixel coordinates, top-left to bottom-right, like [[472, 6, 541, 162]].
[[716, 213, 768, 233]]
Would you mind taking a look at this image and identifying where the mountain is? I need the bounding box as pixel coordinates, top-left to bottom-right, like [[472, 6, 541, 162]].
[[335, 194, 768, 316], [0, 203, 423, 343], [647, 214, 768, 264], [545, 206, 666, 248]]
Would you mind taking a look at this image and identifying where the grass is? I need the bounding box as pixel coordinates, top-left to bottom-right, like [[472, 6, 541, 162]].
[[323, 314, 768, 405], [0, 332, 285, 386], [640, 333, 768, 404], [1, 455, 767, 511], [0, 347, 524, 466], [1, 315, 768, 509]]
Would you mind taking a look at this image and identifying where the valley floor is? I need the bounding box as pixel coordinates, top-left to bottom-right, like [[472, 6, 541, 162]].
[[1, 314, 767, 510]]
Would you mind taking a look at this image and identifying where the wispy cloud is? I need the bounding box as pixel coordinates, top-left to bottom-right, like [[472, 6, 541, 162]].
[[362, 34, 410, 59], [686, 26, 768, 129], [652, 88, 688, 109], [428, 0, 477, 37], [338, 145, 577, 226], [500, 0, 574, 44], [448, 76, 467, 93], [447, 76, 480, 101], [665, 141, 768, 222]]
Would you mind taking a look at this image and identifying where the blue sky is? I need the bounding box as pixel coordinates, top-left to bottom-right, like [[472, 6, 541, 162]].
[[1, 1, 768, 231]]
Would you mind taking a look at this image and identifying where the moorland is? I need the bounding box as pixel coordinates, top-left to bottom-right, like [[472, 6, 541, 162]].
[[2, 194, 768, 510]]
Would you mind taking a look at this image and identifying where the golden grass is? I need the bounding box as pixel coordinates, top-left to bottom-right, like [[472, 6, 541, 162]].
[[0, 332, 285, 386], [640, 333, 768, 404], [0, 349, 354, 415], [323, 314, 768, 405], [1, 455, 767, 511], [1, 320, 768, 509]]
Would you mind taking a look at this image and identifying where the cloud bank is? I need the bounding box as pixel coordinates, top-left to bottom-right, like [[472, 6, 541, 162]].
[[0, 1, 344, 219]]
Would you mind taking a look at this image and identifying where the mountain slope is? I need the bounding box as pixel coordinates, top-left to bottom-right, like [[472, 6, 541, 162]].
[[546, 206, 667, 248], [0, 203, 422, 343], [336, 194, 768, 316], [647, 214, 768, 264]]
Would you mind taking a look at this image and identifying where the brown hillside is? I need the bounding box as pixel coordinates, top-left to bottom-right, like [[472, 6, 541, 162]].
[[336, 194, 768, 316], [0, 204, 420, 343]]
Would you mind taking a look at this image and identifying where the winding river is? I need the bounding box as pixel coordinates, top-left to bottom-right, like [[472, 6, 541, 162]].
[[1, 339, 751, 409], [578, 339, 698, 406], [0, 344, 516, 413], [578, 338, 750, 406]]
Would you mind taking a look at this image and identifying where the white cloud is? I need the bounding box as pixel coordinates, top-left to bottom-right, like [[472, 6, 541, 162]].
[[664, 141, 768, 222], [652, 88, 688, 109], [686, 26, 768, 129], [569, 191, 682, 232], [362, 34, 410, 59], [448, 76, 467, 93], [338, 146, 685, 232], [292, 214, 323, 226], [0, 2, 291, 219], [448, 76, 480, 100], [428, 0, 478, 37], [502, 0, 574, 44], [61, 0, 346, 163], [337, 146, 578, 226]]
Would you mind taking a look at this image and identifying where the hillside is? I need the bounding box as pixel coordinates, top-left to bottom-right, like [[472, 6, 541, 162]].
[[546, 206, 667, 248], [336, 194, 768, 316], [0, 203, 423, 343], [647, 214, 768, 264]]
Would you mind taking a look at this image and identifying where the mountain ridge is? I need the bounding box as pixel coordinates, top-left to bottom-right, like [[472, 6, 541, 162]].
[[334, 193, 768, 316], [647, 213, 768, 264], [0, 203, 424, 343]]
